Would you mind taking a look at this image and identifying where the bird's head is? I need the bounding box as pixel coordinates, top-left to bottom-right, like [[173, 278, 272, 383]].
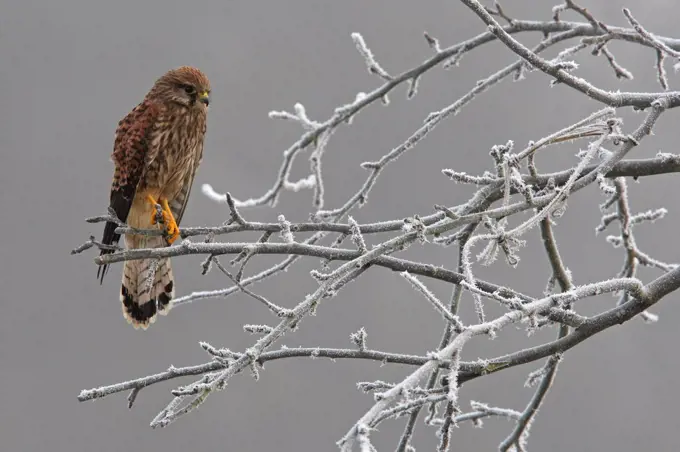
[[150, 66, 211, 111]]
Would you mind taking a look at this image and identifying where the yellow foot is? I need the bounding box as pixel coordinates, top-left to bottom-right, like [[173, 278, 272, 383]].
[[146, 195, 180, 245]]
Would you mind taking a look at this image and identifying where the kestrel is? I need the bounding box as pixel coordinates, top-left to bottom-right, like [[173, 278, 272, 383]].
[[98, 66, 210, 329]]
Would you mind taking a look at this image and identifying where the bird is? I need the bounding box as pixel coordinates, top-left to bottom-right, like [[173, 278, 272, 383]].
[[97, 66, 211, 329]]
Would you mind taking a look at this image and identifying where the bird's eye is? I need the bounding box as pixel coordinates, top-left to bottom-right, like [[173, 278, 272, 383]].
[[182, 85, 195, 94]]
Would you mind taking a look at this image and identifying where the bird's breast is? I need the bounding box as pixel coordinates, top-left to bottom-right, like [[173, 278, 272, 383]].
[[147, 113, 206, 199]]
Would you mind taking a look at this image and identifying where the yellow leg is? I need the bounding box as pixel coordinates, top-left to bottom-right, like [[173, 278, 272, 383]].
[[146, 195, 180, 245], [160, 198, 180, 244]]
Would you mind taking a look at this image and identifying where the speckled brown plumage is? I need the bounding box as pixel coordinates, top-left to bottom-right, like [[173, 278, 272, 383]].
[[98, 66, 210, 329]]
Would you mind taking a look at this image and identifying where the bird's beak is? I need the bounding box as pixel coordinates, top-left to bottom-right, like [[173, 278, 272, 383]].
[[199, 91, 210, 106]]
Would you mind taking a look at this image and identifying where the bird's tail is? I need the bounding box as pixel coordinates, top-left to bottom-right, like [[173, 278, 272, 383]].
[[120, 234, 175, 329]]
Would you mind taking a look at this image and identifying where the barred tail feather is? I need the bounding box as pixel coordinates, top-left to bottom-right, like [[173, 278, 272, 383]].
[[120, 235, 175, 329]]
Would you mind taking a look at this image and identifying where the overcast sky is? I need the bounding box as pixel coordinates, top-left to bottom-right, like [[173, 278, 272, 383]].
[[2, 0, 680, 451]]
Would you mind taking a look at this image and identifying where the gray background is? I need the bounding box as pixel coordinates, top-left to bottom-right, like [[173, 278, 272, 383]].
[[2, 0, 680, 450]]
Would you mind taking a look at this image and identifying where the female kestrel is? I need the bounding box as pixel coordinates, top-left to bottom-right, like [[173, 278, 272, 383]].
[[98, 66, 210, 329]]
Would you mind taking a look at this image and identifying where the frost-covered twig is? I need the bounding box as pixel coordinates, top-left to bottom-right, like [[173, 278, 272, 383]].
[[498, 214, 572, 451], [339, 275, 665, 449], [460, 0, 680, 108], [500, 354, 562, 451], [202, 15, 680, 211], [401, 272, 465, 330], [600, 177, 673, 323], [76, 3, 680, 449]]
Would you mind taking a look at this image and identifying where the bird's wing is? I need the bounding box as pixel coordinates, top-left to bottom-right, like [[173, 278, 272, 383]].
[[98, 101, 163, 283]]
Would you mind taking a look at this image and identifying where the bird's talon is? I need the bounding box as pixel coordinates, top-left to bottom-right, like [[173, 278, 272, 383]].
[[165, 223, 180, 245], [160, 200, 179, 245], [163, 210, 180, 244], [146, 195, 179, 244], [147, 195, 162, 225]]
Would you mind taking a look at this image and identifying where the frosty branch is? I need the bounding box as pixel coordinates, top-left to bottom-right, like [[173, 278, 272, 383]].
[[76, 2, 680, 450]]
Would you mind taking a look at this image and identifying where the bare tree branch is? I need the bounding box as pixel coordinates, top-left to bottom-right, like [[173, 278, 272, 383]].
[[75, 3, 680, 450]]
